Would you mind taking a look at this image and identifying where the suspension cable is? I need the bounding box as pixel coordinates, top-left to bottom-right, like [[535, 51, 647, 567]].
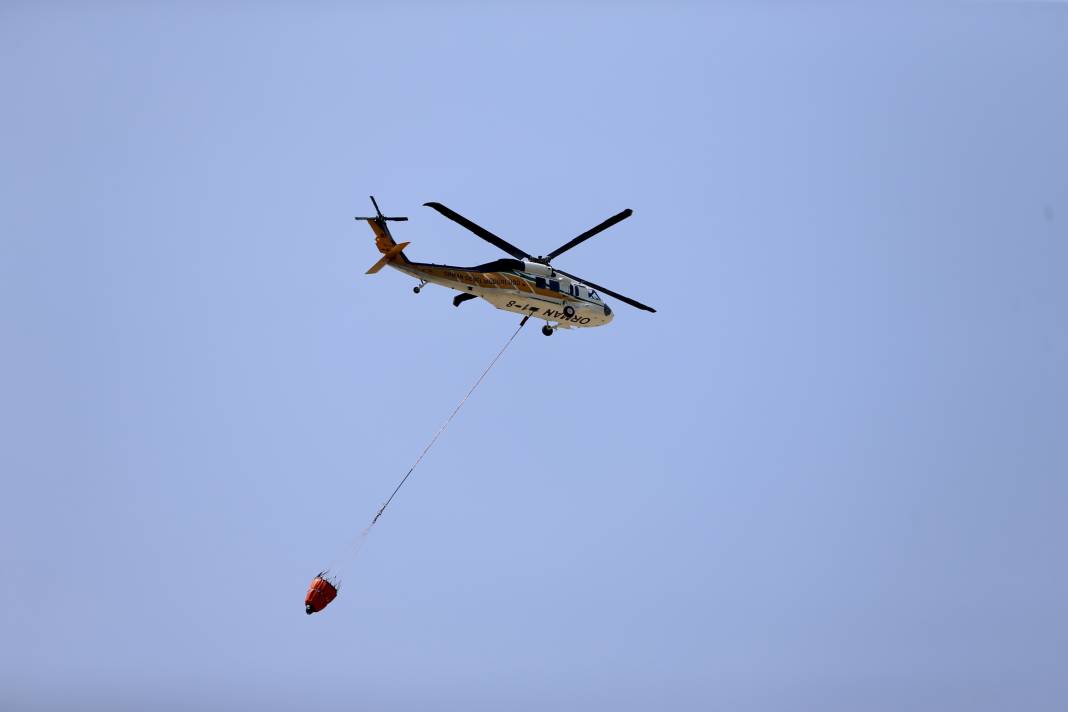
[[368, 318, 528, 529]]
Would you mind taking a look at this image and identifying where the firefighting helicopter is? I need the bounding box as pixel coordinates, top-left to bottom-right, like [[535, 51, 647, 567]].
[[358, 197, 656, 335]]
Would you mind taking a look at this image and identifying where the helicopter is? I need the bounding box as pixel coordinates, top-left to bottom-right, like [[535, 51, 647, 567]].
[[357, 197, 655, 335]]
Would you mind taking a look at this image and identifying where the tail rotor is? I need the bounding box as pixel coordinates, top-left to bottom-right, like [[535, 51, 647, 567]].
[[355, 195, 408, 224]]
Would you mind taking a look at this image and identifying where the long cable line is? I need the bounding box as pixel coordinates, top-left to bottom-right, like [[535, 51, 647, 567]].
[[322, 318, 529, 579], [369, 318, 528, 529]]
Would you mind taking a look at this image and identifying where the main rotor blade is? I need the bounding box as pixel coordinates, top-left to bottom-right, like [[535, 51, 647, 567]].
[[555, 269, 656, 313], [545, 209, 633, 262], [423, 202, 531, 260]]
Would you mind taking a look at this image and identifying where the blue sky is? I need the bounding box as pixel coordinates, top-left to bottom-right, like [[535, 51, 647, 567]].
[[2, 3, 1066, 710]]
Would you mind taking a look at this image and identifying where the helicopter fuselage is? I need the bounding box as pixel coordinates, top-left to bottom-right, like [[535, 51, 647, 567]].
[[392, 258, 614, 328]]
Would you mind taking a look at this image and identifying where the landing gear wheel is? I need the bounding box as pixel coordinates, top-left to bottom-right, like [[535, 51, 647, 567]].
[[542, 324, 554, 336], [413, 286, 421, 294], [563, 305, 576, 318]]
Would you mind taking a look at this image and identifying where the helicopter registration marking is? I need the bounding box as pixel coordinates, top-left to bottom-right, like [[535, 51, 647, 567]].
[[505, 300, 592, 325], [505, 299, 541, 313]]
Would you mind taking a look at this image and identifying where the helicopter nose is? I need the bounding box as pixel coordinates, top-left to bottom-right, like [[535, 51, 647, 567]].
[[603, 304, 613, 319], [306, 604, 315, 615]]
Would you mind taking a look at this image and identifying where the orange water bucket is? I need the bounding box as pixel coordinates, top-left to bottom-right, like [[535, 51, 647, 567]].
[[305, 574, 338, 614]]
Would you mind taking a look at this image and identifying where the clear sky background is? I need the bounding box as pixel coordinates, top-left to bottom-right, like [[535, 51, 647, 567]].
[[2, 3, 1066, 710]]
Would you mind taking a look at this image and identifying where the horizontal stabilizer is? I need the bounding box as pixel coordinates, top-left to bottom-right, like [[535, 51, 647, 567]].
[[366, 241, 410, 274]]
